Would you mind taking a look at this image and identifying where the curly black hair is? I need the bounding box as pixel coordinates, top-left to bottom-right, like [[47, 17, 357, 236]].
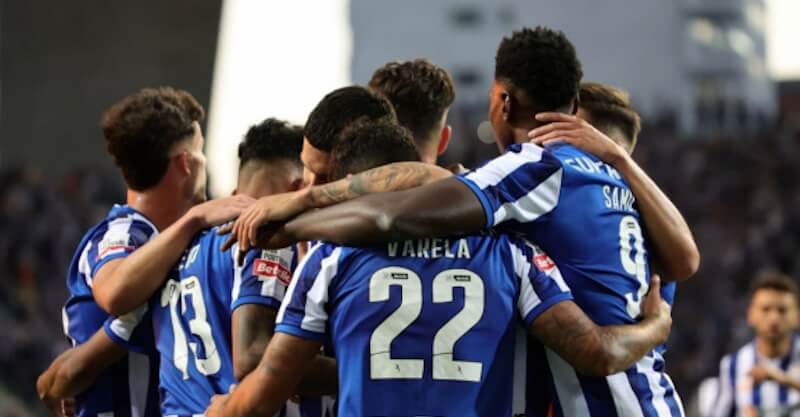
[[304, 86, 396, 152], [495, 26, 583, 110], [329, 119, 421, 181], [101, 87, 205, 191], [369, 59, 455, 143], [239, 118, 303, 170]]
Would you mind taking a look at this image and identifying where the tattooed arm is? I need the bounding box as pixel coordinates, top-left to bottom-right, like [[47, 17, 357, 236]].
[[531, 276, 672, 376], [226, 162, 452, 252]]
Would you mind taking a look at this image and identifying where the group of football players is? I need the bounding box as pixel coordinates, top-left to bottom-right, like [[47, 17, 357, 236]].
[[35, 26, 701, 417]]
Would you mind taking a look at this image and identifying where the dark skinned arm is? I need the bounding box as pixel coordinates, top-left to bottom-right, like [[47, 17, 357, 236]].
[[225, 162, 452, 252], [231, 305, 337, 395], [42, 331, 127, 399], [531, 275, 671, 376], [231, 305, 277, 381], [255, 177, 485, 249], [206, 333, 322, 417]]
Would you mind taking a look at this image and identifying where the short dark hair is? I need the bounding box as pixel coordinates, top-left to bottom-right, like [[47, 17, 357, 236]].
[[239, 118, 303, 170], [750, 273, 800, 303], [495, 26, 583, 110], [329, 120, 421, 181], [101, 87, 205, 191], [369, 59, 455, 144], [579, 82, 642, 151], [304, 86, 396, 152]]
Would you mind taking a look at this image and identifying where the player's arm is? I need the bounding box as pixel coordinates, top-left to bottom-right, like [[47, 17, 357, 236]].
[[93, 195, 254, 315], [41, 330, 127, 399], [529, 113, 699, 282], [531, 275, 671, 376], [224, 162, 452, 252], [37, 349, 75, 417], [207, 333, 321, 417], [750, 364, 800, 391], [231, 305, 276, 381]]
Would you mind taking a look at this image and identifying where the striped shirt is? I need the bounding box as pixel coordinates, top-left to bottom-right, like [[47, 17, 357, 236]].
[[456, 142, 684, 417], [712, 337, 800, 417], [63, 205, 160, 417]]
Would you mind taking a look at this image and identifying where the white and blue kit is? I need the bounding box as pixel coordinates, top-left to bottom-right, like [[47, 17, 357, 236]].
[[711, 336, 800, 417], [456, 142, 684, 417], [105, 228, 298, 417], [63, 205, 160, 417], [276, 234, 573, 417]]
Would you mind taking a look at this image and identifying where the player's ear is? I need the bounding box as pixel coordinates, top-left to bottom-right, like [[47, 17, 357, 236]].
[[437, 125, 452, 155], [501, 92, 513, 121], [174, 151, 191, 176]]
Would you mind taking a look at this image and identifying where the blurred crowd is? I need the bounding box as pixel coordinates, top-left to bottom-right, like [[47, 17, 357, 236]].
[[2, 117, 799, 416]]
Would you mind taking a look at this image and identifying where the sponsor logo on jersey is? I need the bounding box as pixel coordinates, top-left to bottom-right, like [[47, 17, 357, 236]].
[[254, 259, 292, 285], [97, 233, 132, 260]]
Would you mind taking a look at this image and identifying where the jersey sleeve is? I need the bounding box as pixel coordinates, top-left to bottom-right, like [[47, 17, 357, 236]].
[[87, 215, 157, 283], [230, 246, 296, 312], [274, 244, 342, 342], [509, 239, 573, 326], [102, 302, 155, 355], [454, 143, 564, 228]]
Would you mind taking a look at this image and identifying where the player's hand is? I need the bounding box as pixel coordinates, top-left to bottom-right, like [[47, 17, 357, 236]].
[[206, 393, 231, 417], [750, 365, 786, 384], [640, 274, 672, 342], [221, 190, 309, 253], [528, 112, 627, 165], [188, 194, 256, 230]]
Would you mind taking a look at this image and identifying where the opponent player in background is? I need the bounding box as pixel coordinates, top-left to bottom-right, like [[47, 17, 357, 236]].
[[226, 27, 698, 417], [106, 118, 336, 417], [207, 119, 673, 417], [711, 274, 800, 417], [36, 87, 252, 417]]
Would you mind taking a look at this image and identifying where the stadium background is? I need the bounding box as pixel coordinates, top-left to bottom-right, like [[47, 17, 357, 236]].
[[1, 0, 799, 416]]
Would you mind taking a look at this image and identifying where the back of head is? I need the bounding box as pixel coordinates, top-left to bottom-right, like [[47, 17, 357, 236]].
[[579, 82, 642, 152], [369, 59, 455, 146], [329, 120, 421, 181], [495, 26, 582, 111], [237, 118, 303, 196], [239, 118, 303, 170], [304, 86, 396, 152], [101, 87, 205, 191]]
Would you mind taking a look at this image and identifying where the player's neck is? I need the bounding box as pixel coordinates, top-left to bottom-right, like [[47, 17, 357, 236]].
[[756, 335, 792, 359], [128, 188, 192, 232]]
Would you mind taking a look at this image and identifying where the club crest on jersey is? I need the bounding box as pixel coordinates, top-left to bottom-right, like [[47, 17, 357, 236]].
[[253, 250, 291, 285]]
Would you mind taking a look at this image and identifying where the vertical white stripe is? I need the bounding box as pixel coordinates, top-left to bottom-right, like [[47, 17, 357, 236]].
[[79, 241, 93, 288], [512, 325, 528, 415], [127, 352, 149, 417], [606, 372, 646, 417], [231, 244, 243, 302], [761, 380, 780, 412], [493, 168, 563, 226], [301, 247, 342, 333], [276, 243, 324, 324], [509, 243, 543, 317], [662, 371, 687, 417], [736, 344, 757, 409], [546, 347, 592, 417], [464, 144, 545, 189]]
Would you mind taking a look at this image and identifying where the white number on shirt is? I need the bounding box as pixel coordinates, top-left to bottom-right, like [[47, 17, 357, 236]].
[[619, 215, 648, 318], [369, 267, 485, 382], [160, 276, 221, 379]]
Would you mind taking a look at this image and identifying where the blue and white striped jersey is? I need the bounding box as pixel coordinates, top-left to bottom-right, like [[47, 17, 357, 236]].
[[63, 204, 160, 417], [105, 228, 298, 417], [276, 234, 573, 417], [456, 142, 683, 417], [712, 336, 800, 417]]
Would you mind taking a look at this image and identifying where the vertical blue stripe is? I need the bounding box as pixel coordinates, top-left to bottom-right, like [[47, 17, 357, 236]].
[[728, 351, 738, 417], [658, 373, 683, 417], [778, 336, 795, 404], [625, 357, 661, 417], [579, 375, 620, 417]]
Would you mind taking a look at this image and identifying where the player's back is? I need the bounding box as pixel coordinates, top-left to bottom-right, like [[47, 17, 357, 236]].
[[153, 228, 295, 415], [63, 204, 159, 417], [278, 234, 571, 417]]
